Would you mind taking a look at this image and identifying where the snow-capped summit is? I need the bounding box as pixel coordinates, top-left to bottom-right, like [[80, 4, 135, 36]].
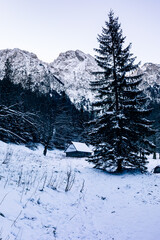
[[50, 50, 101, 109], [0, 48, 64, 94]]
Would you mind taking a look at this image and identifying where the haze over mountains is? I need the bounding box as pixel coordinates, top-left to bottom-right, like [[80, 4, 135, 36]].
[[0, 48, 160, 107]]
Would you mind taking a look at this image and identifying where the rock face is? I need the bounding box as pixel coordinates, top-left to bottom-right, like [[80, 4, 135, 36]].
[[140, 63, 160, 88], [50, 50, 101, 109], [0, 48, 64, 94], [138, 63, 160, 103]]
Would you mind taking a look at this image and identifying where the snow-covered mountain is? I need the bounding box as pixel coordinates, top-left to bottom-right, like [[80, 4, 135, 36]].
[[50, 50, 101, 109], [0, 48, 64, 94], [50, 50, 160, 106], [0, 48, 99, 108], [138, 63, 160, 102], [0, 48, 160, 108], [140, 63, 160, 88]]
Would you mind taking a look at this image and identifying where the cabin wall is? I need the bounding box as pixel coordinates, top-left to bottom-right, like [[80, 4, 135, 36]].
[[65, 144, 76, 152], [66, 151, 91, 157]]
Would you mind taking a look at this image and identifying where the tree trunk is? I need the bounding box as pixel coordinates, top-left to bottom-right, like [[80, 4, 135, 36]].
[[117, 159, 122, 172], [43, 144, 48, 156], [153, 151, 156, 159]]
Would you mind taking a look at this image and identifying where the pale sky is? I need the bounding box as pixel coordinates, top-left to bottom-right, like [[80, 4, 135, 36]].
[[0, 0, 159, 64]]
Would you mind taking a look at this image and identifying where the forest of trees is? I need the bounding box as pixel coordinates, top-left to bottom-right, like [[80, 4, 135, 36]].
[[0, 58, 90, 155]]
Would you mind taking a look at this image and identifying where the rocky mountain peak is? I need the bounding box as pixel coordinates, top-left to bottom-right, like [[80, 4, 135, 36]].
[[137, 62, 160, 95], [0, 48, 64, 94], [50, 50, 101, 109]]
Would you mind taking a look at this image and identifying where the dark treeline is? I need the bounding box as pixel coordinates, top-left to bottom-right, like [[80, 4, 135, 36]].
[[144, 84, 160, 158], [0, 59, 91, 153], [148, 102, 160, 158]]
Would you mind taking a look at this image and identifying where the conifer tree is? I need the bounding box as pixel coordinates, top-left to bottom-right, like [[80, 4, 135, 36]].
[[0, 58, 14, 106], [88, 10, 154, 172]]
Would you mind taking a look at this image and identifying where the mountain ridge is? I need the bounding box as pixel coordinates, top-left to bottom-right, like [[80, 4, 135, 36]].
[[0, 48, 64, 94], [0, 48, 160, 107]]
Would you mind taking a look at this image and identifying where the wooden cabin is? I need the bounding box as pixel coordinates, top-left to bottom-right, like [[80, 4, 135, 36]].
[[65, 141, 92, 157]]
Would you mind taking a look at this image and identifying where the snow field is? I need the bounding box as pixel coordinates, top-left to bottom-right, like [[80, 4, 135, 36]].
[[0, 141, 160, 240]]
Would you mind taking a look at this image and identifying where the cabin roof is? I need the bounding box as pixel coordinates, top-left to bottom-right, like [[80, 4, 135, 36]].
[[65, 141, 92, 153]]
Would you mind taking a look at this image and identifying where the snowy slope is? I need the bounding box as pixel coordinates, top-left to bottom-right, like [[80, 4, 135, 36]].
[[0, 48, 64, 94], [0, 141, 160, 240]]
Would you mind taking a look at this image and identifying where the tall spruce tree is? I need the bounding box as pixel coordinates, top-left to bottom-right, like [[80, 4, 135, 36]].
[[88, 11, 154, 172]]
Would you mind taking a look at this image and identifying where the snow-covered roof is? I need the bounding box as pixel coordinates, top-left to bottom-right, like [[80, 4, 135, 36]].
[[65, 141, 92, 153]]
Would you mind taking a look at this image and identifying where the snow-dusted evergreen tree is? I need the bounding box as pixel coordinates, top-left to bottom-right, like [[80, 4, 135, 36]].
[[88, 10, 154, 172]]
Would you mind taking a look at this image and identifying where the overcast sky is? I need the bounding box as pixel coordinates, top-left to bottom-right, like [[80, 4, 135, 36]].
[[0, 0, 159, 64]]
